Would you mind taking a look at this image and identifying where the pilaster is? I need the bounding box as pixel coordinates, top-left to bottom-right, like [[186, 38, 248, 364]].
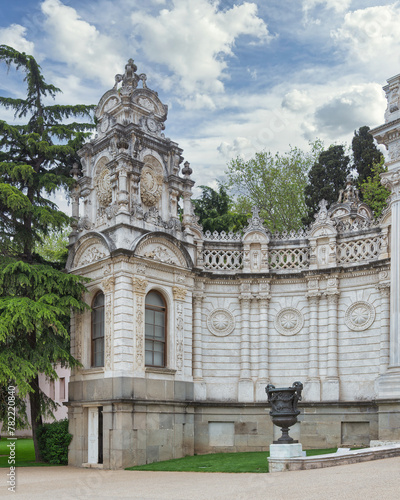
[[132, 277, 148, 375], [305, 277, 321, 401], [323, 277, 340, 401], [238, 282, 253, 402], [255, 280, 271, 402]]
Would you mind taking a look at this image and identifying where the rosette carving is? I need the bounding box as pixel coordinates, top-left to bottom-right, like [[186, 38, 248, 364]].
[[274, 307, 304, 336], [345, 301, 375, 331], [207, 308, 235, 337]]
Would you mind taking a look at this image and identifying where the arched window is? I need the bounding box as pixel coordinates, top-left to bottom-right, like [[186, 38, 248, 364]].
[[91, 292, 105, 367], [145, 291, 166, 367]]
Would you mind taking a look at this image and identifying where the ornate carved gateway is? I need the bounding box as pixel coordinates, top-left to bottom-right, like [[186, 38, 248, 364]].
[[66, 63, 400, 469]]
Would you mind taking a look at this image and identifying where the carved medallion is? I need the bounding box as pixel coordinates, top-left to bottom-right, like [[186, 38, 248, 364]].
[[275, 307, 304, 336], [96, 167, 112, 207], [140, 165, 163, 206], [345, 301, 375, 331], [207, 309, 235, 337]]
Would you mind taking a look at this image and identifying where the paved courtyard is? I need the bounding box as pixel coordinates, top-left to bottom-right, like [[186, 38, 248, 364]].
[[3, 456, 400, 499]]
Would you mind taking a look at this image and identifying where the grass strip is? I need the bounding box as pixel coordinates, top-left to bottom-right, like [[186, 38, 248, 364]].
[[126, 448, 339, 473], [0, 438, 59, 467]]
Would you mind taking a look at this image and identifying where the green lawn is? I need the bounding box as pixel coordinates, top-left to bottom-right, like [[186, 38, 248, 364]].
[[0, 438, 57, 467], [126, 448, 339, 473]]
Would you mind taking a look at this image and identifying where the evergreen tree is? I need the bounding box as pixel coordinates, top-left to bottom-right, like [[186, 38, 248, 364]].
[[360, 158, 391, 218], [192, 184, 248, 233], [352, 126, 384, 189], [0, 46, 93, 461], [303, 145, 350, 226]]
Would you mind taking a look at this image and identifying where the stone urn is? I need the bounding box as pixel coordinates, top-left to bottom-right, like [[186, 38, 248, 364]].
[[265, 381, 303, 444]]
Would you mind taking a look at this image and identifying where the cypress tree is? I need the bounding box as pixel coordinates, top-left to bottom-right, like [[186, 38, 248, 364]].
[[303, 145, 350, 226], [352, 126, 384, 189], [0, 46, 93, 461]]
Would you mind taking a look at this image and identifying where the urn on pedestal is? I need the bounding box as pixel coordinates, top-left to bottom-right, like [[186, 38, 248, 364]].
[[265, 381, 303, 444]]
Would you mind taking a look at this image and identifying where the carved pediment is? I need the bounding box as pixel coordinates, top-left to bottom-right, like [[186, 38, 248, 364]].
[[243, 230, 269, 244], [73, 238, 110, 268], [135, 237, 187, 267]]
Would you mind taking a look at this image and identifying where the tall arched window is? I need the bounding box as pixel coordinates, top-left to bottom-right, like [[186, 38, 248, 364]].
[[91, 292, 105, 367], [145, 291, 166, 367]]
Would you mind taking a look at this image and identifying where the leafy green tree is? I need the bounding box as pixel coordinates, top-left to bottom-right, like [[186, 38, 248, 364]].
[[360, 158, 390, 218], [352, 126, 384, 189], [34, 225, 70, 267], [226, 141, 323, 233], [0, 46, 93, 461], [303, 144, 350, 226], [192, 184, 248, 233]]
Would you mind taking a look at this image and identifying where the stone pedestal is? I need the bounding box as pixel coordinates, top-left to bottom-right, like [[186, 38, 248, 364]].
[[268, 443, 304, 472], [269, 443, 303, 458]]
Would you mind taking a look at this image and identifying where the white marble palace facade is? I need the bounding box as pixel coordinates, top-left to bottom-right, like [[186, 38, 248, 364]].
[[66, 61, 400, 469]]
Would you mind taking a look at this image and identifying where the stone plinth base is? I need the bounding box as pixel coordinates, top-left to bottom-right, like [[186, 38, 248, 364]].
[[269, 445, 400, 473], [376, 369, 400, 398], [268, 443, 304, 472]]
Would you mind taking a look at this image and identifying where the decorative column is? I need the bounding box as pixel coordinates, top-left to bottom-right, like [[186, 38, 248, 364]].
[[181, 162, 194, 229], [256, 280, 271, 401], [376, 276, 390, 375], [101, 277, 115, 372], [238, 282, 253, 402], [193, 288, 206, 400], [132, 277, 148, 373], [323, 277, 340, 401], [172, 286, 187, 375], [305, 278, 321, 401], [382, 170, 400, 368], [371, 74, 400, 397]]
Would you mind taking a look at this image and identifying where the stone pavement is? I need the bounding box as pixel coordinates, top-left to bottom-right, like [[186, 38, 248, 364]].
[[2, 457, 400, 500]]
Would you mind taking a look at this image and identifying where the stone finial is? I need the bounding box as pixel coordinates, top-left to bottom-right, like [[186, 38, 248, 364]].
[[182, 161, 192, 177], [337, 175, 360, 205], [243, 206, 266, 233], [113, 59, 148, 92], [70, 162, 81, 180]]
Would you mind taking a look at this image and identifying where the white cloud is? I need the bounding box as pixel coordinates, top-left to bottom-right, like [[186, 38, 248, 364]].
[[0, 24, 35, 55], [282, 89, 313, 112], [313, 83, 385, 135], [303, 0, 351, 13], [131, 0, 271, 102], [331, 3, 400, 79], [41, 0, 124, 85]]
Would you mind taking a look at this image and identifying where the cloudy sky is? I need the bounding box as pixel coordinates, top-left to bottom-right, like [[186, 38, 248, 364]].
[[1, 0, 399, 207]]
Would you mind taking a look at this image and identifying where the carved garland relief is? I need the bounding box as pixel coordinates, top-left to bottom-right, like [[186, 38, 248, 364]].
[[176, 302, 184, 371], [132, 277, 148, 368]]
